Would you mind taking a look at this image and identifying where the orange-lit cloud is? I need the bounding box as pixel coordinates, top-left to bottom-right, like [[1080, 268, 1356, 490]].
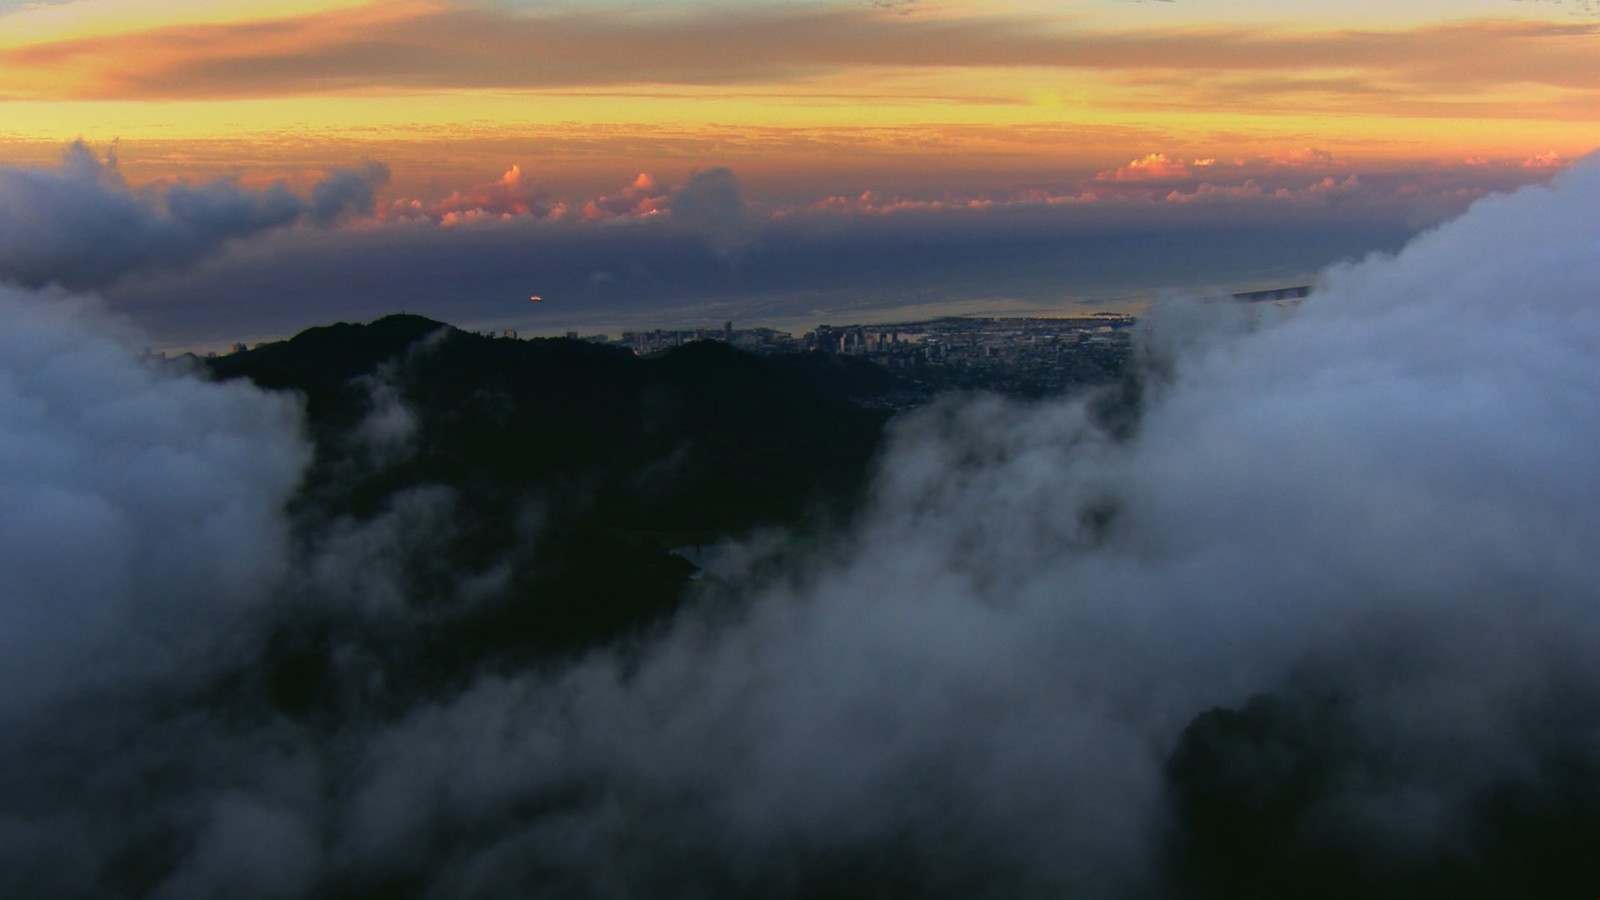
[[4, 1, 1586, 249], [1521, 150, 1573, 168], [1096, 148, 1342, 182], [1, 2, 1592, 203], [337, 145, 1581, 232], [775, 150, 1575, 221], [384, 166, 673, 225], [581, 173, 669, 222], [430, 165, 548, 221], [3, 2, 1595, 111], [1096, 153, 1197, 181]]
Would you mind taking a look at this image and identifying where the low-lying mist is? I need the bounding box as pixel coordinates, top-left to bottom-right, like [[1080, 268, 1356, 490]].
[[1, 160, 1596, 898]]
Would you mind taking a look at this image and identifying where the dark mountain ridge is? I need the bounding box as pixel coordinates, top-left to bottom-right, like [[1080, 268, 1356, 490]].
[[206, 314, 888, 699]]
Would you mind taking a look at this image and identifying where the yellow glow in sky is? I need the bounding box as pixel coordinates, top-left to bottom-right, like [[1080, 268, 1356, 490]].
[[0, 0, 371, 46], [0, 0, 1594, 195]]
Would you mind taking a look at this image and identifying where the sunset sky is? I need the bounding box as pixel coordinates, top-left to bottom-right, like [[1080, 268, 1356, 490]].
[[1, 0, 1594, 347]]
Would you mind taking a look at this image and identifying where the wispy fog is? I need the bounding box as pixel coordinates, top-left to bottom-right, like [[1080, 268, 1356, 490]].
[[1, 159, 1595, 897]]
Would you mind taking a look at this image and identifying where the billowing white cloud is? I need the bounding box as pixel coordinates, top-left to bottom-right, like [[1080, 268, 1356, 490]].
[[326, 155, 1599, 895], [0, 157, 1595, 897], [0, 288, 306, 720]]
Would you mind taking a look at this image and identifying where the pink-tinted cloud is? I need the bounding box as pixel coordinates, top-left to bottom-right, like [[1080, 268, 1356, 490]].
[[436, 165, 547, 218], [1160, 174, 1363, 204], [1521, 150, 1572, 168], [385, 168, 745, 236], [1263, 147, 1336, 167], [786, 151, 1573, 222], [1095, 152, 1194, 181], [582, 173, 668, 221], [386, 165, 609, 225], [281, 143, 1586, 256], [1097, 147, 1342, 183]]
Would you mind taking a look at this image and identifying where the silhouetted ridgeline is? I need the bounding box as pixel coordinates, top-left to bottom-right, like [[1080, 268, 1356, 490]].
[[193, 301, 1597, 899], [205, 315, 887, 691], [209, 314, 889, 526]]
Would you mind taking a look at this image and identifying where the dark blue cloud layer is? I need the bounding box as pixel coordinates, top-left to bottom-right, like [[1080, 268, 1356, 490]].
[[108, 191, 1416, 346], [0, 143, 387, 291]]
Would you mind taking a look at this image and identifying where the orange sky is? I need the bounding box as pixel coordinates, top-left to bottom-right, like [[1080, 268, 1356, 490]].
[[1, 0, 1594, 349], [1, 0, 1593, 200]]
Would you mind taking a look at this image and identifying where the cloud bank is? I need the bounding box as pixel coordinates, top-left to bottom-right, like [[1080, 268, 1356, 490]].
[[0, 158, 1596, 897], [0, 143, 388, 289], [0, 131, 1549, 345], [391, 155, 1594, 896], [0, 289, 307, 719], [116, 149, 1539, 345]]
